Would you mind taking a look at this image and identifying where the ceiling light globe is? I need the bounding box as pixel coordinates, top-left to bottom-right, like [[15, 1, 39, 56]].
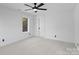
[[33, 9, 37, 11]]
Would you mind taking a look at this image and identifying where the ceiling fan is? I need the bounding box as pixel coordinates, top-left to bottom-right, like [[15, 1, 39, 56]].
[[24, 3, 47, 13]]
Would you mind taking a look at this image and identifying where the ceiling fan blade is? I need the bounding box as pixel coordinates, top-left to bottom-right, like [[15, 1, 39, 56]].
[[37, 8, 47, 10], [37, 3, 44, 8], [24, 9, 32, 11], [24, 4, 33, 8]]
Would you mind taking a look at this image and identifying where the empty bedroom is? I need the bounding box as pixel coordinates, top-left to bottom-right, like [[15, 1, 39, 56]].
[[0, 3, 79, 55]]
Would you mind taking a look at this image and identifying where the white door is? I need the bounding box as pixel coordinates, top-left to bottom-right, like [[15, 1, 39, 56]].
[[35, 14, 40, 36]]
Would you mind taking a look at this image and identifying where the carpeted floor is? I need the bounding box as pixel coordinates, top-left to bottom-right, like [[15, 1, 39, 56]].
[[0, 37, 78, 55]]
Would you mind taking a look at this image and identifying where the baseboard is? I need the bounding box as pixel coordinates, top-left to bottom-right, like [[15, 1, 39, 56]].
[[35, 36, 75, 45], [0, 35, 34, 48]]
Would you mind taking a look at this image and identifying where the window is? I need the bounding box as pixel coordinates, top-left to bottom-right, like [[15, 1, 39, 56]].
[[22, 17, 28, 32]]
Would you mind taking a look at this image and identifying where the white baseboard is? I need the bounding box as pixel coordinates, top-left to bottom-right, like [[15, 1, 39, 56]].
[[0, 35, 33, 48], [35, 36, 75, 45]]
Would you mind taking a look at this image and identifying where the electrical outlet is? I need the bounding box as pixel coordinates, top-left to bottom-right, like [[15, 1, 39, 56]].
[[2, 39, 5, 42], [54, 35, 56, 38]]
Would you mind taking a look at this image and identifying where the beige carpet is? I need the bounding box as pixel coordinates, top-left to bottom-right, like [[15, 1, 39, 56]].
[[0, 37, 78, 55]]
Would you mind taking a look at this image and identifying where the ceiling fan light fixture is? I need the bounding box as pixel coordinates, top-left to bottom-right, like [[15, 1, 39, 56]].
[[33, 9, 37, 11]]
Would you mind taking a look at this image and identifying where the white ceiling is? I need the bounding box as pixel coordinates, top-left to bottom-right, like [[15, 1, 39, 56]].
[[0, 3, 76, 14], [0, 3, 47, 14]]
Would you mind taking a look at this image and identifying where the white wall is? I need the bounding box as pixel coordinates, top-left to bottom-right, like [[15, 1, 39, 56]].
[[74, 4, 79, 44], [36, 3, 75, 43], [0, 3, 76, 47], [0, 5, 35, 46]]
